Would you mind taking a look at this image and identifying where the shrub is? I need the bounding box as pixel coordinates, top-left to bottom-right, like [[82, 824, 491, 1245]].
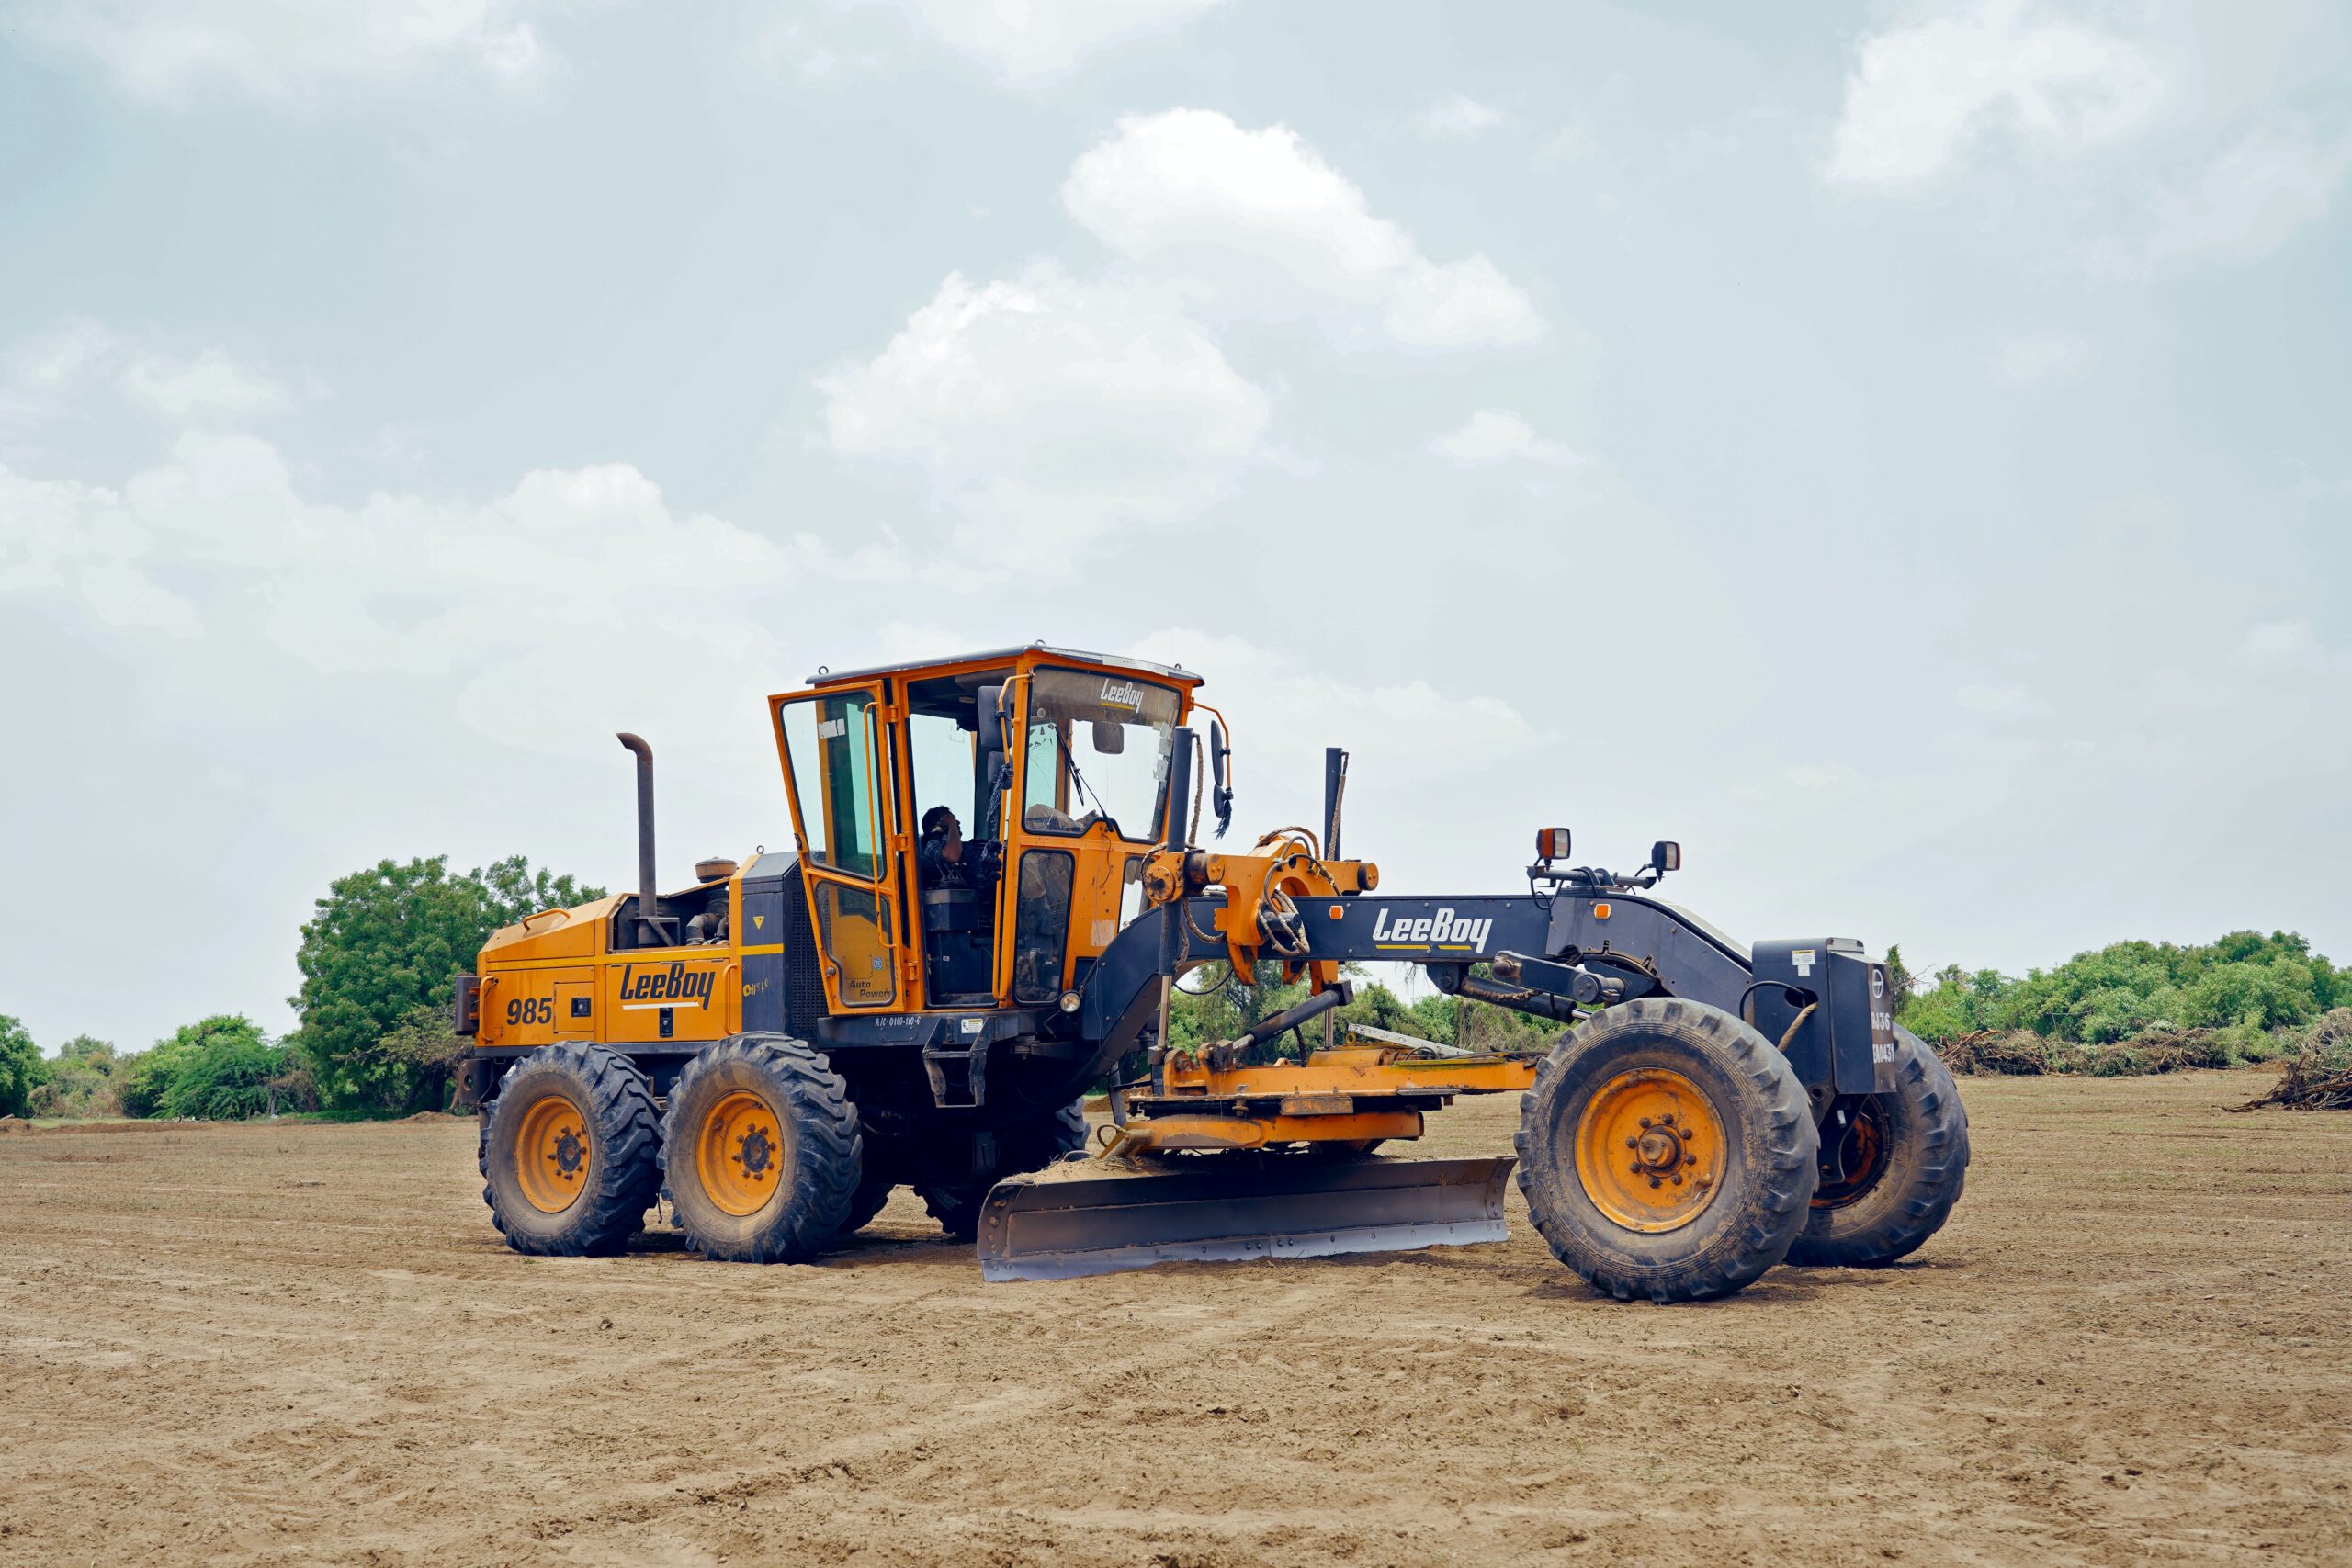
[[116, 1036, 196, 1118], [373, 1005, 469, 1114], [154, 1019, 288, 1121], [27, 1035, 123, 1119], [121, 1016, 291, 1121], [1902, 931, 2337, 1049], [0, 1015, 44, 1119]]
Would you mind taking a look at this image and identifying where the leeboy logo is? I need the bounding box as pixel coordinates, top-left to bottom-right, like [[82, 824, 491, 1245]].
[[618, 962, 715, 1008], [1371, 907, 1495, 953], [1100, 679, 1143, 709]]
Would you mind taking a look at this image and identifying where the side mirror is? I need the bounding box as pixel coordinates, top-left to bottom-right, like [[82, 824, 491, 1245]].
[[1535, 827, 1572, 861], [976, 684, 1008, 754], [1651, 840, 1681, 874], [1090, 720, 1125, 755], [1209, 721, 1233, 839]]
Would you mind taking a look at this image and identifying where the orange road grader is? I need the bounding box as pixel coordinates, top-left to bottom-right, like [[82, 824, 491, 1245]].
[[460, 644, 1968, 1302]]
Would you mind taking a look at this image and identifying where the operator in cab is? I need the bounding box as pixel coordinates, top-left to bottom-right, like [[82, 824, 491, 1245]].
[[918, 806, 989, 891]]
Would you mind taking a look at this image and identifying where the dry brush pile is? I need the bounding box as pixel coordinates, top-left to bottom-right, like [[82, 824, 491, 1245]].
[[1936, 1008, 2352, 1111], [2229, 1010, 2352, 1112]]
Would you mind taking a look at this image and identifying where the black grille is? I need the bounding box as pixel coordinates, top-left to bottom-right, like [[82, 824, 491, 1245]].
[[781, 863, 826, 1038]]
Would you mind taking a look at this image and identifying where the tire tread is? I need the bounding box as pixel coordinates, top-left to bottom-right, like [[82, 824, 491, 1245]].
[[1514, 998, 1817, 1303], [478, 1042, 662, 1257]]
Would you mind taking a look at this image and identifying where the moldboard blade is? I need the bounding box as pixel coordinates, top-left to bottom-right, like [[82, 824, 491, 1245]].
[[976, 1155, 1516, 1282]]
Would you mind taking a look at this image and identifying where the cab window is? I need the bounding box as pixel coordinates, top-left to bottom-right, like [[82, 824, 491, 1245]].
[[1017, 667, 1181, 841], [778, 692, 883, 877]]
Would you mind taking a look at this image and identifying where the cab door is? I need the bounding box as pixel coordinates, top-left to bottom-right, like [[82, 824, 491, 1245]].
[[1000, 698, 1077, 1006], [775, 686, 901, 1011]]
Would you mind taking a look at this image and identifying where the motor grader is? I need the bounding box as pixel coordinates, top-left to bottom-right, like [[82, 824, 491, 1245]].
[[460, 643, 1968, 1302]]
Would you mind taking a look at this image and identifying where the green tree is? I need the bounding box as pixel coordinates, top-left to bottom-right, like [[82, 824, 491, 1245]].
[[1897, 930, 2337, 1051], [290, 855, 602, 1114], [151, 1016, 287, 1121], [470, 854, 605, 931], [373, 1004, 470, 1114], [118, 1031, 200, 1117], [1883, 944, 1917, 1013], [0, 1015, 44, 1119], [28, 1035, 123, 1119]]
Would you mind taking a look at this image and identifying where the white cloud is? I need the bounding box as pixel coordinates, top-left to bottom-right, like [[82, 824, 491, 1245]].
[[2234, 619, 2328, 672], [2, 321, 305, 434], [1414, 94, 1505, 140], [1826, 0, 2165, 188], [0, 466, 204, 636], [0, 429, 831, 755], [1429, 409, 1581, 468], [1123, 628, 1544, 780], [818, 110, 1545, 565], [119, 348, 302, 420], [2090, 122, 2352, 276], [1061, 108, 1545, 352], [16, 0, 560, 107], [1782, 762, 1859, 792], [1991, 331, 2091, 387], [894, 0, 1225, 85], [814, 260, 1273, 562], [1956, 683, 2050, 716]]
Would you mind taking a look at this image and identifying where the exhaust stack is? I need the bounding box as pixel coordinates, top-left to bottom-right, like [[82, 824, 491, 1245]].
[[616, 732, 667, 944]]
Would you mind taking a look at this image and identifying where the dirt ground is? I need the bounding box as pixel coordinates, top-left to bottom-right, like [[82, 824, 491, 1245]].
[[3, 1070, 2347, 1568]]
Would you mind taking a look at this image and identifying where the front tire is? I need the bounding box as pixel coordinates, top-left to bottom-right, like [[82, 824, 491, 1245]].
[[661, 1034, 862, 1264], [1785, 1027, 1970, 1268], [1516, 998, 1817, 1303], [479, 1043, 662, 1257]]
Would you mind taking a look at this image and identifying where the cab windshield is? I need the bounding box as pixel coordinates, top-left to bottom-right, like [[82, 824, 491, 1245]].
[[1020, 667, 1182, 843]]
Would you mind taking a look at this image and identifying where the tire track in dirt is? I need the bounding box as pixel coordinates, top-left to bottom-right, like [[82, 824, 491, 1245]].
[[2, 1072, 2347, 1566]]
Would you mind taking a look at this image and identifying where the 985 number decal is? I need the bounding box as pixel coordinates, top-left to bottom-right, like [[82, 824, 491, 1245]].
[[505, 997, 553, 1027]]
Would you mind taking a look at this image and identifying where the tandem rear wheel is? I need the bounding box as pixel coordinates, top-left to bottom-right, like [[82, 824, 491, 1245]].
[[479, 1042, 664, 1256], [1515, 998, 1819, 1303], [1784, 1026, 1970, 1268], [660, 1034, 865, 1264]]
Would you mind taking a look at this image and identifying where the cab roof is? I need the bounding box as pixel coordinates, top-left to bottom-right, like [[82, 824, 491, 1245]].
[[801, 642, 1204, 691]]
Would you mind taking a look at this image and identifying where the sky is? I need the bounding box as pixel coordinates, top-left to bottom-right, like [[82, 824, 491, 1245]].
[[2, 0, 2347, 1054]]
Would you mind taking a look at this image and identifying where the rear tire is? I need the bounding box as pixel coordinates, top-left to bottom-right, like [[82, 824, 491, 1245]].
[[917, 1100, 1087, 1242], [479, 1043, 662, 1257], [1785, 1027, 1970, 1268], [1516, 998, 1817, 1303], [661, 1034, 862, 1264]]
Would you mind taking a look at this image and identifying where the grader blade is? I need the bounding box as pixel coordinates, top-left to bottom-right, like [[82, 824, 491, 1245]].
[[976, 1155, 1516, 1282]]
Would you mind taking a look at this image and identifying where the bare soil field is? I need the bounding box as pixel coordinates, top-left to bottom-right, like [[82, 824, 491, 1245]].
[[3, 1069, 2347, 1568]]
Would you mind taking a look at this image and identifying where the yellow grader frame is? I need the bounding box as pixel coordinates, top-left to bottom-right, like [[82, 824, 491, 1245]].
[[462, 643, 1970, 1302]]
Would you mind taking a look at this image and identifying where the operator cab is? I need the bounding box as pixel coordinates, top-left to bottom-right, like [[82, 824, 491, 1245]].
[[771, 645, 1203, 1019]]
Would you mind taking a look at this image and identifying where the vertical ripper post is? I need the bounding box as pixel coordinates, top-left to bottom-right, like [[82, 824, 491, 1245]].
[[1156, 728, 1197, 1072], [1321, 745, 1350, 1056]]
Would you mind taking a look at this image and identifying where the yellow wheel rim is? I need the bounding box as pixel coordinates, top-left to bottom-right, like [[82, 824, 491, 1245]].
[[695, 1089, 787, 1218], [1815, 1097, 1888, 1210], [1574, 1067, 1727, 1234], [513, 1092, 591, 1214]]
